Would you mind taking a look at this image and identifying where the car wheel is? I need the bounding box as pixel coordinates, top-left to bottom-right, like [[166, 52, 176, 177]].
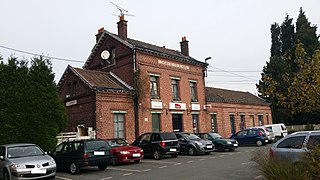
[[69, 163, 80, 175], [229, 149, 235, 152], [216, 144, 225, 152], [112, 155, 119, 166], [153, 150, 162, 160], [188, 147, 196, 156], [3, 170, 10, 180], [171, 153, 178, 158], [98, 164, 107, 170], [205, 152, 211, 155], [134, 160, 140, 163], [256, 140, 263, 146]]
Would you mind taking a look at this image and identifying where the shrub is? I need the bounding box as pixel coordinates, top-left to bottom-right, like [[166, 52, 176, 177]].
[[252, 147, 320, 180]]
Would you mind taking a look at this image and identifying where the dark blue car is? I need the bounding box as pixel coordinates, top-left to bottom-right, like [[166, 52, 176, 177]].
[[230, 128, 268, 146]]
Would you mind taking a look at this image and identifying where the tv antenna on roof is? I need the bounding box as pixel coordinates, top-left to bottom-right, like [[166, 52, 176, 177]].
[[110, 1, 134, 18]]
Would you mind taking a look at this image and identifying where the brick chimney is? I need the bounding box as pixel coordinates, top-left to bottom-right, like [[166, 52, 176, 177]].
[[180, 36, 189, 56], [117, 15, 128, 40], [95, 27, 105, 42]]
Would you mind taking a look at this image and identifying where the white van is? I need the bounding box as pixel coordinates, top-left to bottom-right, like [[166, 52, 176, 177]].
[[263, 123, 288, 142]]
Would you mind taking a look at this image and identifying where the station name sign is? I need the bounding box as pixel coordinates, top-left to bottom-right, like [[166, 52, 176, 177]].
[[158, 60, 190, 70]]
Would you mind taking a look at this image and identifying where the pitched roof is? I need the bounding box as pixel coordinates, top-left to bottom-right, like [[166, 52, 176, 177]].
[[83, 30, 206, 69], [59, 66, 132, 92], [205, 87, 270, 106]]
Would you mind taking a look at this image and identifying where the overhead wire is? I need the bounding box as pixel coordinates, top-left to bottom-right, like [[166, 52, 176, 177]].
[[0, 45, 85, 63]]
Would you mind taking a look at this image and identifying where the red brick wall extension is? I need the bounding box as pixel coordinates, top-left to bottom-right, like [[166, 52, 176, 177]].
[[206, 102, 272, 138], [95, 91, 136, 143]]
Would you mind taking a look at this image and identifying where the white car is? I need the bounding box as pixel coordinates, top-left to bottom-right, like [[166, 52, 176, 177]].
[[264, 123, 288, 142], [0, 143, 56, 180]]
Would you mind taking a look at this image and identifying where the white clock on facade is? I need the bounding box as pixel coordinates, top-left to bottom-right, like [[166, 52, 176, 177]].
[[101, 50, 110, 60]]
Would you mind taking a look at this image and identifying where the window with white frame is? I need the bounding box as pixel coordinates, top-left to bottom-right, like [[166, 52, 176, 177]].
[[114, 114, 125, 138], [150, 76, 160, 99], [190, 81, 198, 102], [171, 79, 180, 101]]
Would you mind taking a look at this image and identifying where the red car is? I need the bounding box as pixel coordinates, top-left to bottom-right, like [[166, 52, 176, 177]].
[[106, 138, 144, 165]]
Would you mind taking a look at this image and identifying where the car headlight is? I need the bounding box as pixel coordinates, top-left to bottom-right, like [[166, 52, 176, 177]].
[[227, 142, 232, 145], [120, 151, 130, 154], [195, 141, 203, 146], [9, 163, 26, 170], [49, 160, 56, 165], [140, 149, 144, 152]]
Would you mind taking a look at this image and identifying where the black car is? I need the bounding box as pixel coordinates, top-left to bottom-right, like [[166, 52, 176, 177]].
[[174, 132, 214, 155], [50, 139, 113, 174], [196, 132, 239, 152], [132, 132, 180, 160]]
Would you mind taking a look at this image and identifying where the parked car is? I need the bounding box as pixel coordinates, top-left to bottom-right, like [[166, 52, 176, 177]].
[[132, 132, 180, 160], [106, 138, 144, 165], [0, 143, 56, 180], [195, 132, 238, 152], [50, 139, 112, 174], [264, 123, 288, 142], [270, 130, 320, 162], [230, 128, 268, 146], [174, 132, 214, 155], [248, 126, 275, 143]]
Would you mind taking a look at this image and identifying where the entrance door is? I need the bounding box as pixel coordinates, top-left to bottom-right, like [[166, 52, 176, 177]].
[[172, 114, 183, 132]]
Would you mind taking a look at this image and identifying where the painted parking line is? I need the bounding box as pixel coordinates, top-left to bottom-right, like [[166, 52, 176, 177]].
[[55, 176, 72, 180], [108, 167, 142, 172], [174, 163, 182, 165], [219, 155, 225, 157], [159, 166, 168, 169], [142, 169, 152, 172], [209, 157, 216, 159], [177, 156, 214, 159], [123, 173, 133, 176], [187, 161, 194, 163], [199, 158, 205, 161], [142, 160, 181, 164], [101, 177, 113, 180]]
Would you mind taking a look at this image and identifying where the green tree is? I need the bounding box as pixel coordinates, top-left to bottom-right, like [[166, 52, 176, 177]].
[[0, 55, 67, 150], [296, 8, 320, 57]]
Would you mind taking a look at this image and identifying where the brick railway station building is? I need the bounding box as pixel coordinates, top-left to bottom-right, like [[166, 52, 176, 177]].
[[58, 16, 272, 142]]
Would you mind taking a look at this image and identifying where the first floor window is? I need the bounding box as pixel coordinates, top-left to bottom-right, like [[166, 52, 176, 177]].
[[150, 76, 160, 99], [171, 79, 180, 100], [190, 82, 197, 102], [114, 114, 124, 138]]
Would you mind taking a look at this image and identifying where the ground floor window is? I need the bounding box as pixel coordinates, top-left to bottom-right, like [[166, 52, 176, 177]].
[[152, 113, 161, 132], [258, 115, 263, 126], [211, 114, 218, 133], [240, 115, 246, 130], [250, 115, 255, 127], [172, 114, 183, 132], [114, 114, 124, 138], [192, 114, 199, 133], [230, 114, 236, 134]]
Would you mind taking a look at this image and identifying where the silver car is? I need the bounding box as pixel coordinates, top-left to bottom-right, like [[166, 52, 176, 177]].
[[0, 143, 56, 180], [270, 131, 320, 162]]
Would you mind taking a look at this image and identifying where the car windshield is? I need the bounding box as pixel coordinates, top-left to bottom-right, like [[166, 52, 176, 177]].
[[86, 140, 110, 150], [265, 127, 273, 132], [209, 133, 222, 139], [184, 133, 201, 140], [108, 139, 128, 147], [7, 145, 44, 158]]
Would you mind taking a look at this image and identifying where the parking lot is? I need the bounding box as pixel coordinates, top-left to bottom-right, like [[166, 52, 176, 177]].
[[54, 145, 270, 180]]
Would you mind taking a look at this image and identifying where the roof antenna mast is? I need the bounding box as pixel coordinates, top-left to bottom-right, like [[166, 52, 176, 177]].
[[110, 1, 134, 18]]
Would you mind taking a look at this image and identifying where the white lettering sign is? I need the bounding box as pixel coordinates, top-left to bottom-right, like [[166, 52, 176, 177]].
[[169, 102, 186, 110], [158, 60, 190, 70], [151, 101, 163, 109], [66, 100, 77, 107], [191, 104, 201, 110]]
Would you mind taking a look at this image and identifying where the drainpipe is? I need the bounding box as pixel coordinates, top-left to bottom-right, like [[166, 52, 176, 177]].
[[133, 48, 139, 138]]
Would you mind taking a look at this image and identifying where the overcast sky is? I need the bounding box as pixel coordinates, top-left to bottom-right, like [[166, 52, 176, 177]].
[[1, 0, 319, 94]]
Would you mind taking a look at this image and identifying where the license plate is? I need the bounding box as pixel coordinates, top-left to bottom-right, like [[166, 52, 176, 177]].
[[94, 151, 105, 155], [233, 144, 238, 146], [31, 169, 46, 174], [170, 148, 176, 152], [206, 145, 213, 149], [132, 153, 140, 157]]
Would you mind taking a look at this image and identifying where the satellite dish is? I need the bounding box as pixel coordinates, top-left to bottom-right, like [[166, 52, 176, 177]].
[[101, 50, 110, 60]]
